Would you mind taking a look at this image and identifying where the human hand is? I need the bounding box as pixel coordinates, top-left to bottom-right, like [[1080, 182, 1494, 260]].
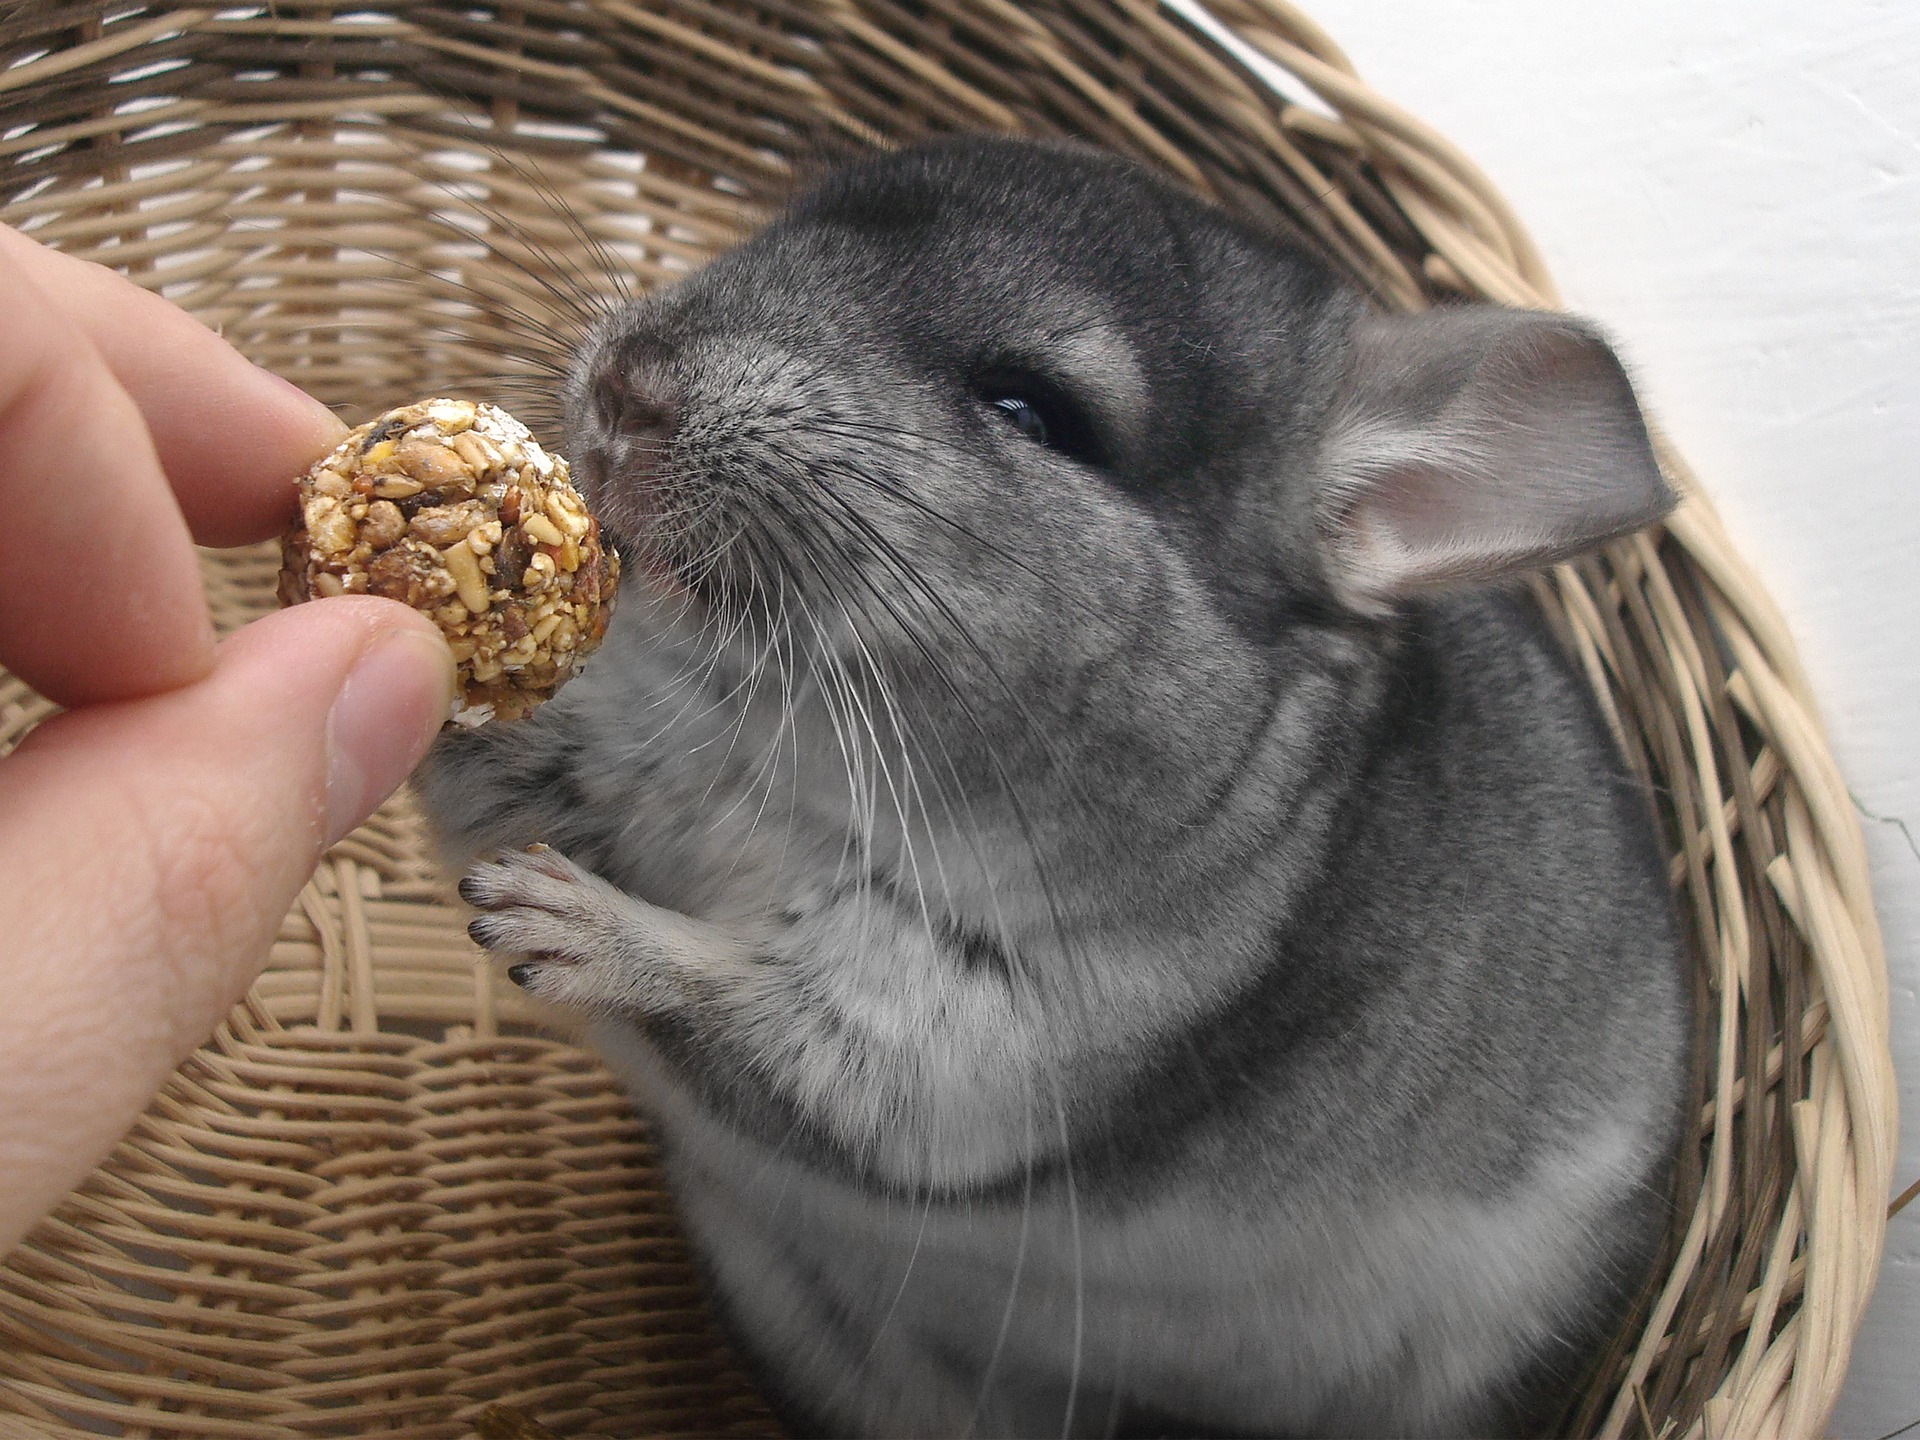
[[0, 225, 457, 1255]]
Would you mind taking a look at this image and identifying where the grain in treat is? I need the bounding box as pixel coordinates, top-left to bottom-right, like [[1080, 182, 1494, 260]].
[[278, 399, 620, 725]]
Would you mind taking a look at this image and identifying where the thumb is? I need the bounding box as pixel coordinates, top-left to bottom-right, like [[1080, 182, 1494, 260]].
[[0, 598, 456, 1254]]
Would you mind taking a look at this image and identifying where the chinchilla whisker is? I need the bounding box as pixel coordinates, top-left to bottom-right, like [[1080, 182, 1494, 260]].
[[738, 581, 806, 818], [793, 479, 1108, 888], [850, 627, 978, 929], [448, 356, 575, 396], [793, 556, 901, 897], [690, 575, 780, 807], [457, 375, 569, 416], [443, 376, 567, 433], [970, 1099, 1041, 1438], [697, 539, 813, 833], [749, 588, 812, 909], [764, 458, 1004, 684], [714, 514, 856, 833], [704, 533, 787, 751], [705, 611, 804, 878], [811, 582, 951, 941], [812, 618, 884, 889], [449, 364, 573, 401], [392, 160, 627, 334], [755, 496, 932, 837], [347, 230, 603, 360], [834, 1186, 938, 1416], [624, 578, 769, 758], [758, 499, 958, 792], [819, 426, 1118, 632], [678, 514, 752, 609], [774, 497, 1060, 970], [457, 139, 640, 316], [384, 275, 587, 361], [800, 627, 875, 888], [700, 585, 813, 925], [649, 490, 732, 567], [1052, 1090, 1086, 1440], [760, 553, 882, 895], [259, 303, 577, 377], [359, 65, 638, 326], [794, 522, 1019, 939], [675, 625, 779, 767]]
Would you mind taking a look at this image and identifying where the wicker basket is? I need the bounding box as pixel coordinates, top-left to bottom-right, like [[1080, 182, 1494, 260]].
[[0, 3, 1896, 1437]]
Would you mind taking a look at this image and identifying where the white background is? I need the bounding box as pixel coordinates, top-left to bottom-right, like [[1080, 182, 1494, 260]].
[[1272, 2, 1919, 1432]]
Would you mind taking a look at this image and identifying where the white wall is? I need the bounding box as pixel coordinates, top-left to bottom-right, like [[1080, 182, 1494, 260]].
[[1271, 2, 1919, 1432]]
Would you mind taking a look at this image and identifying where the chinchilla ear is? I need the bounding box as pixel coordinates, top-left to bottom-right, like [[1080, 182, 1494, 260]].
[[1317, 306, 1674, 612]]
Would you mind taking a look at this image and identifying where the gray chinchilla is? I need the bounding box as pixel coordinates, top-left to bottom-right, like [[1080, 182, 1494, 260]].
[[421, 135, 1691, 1438]]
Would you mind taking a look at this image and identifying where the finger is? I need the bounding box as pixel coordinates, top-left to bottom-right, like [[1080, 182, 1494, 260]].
[[0, 597, 456, 1256], [0, 225, 344, 547], [0, 242, 216, 705]]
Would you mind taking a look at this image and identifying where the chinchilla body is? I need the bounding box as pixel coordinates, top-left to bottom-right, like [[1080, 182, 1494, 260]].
[[421, 137, 1690, 1438]]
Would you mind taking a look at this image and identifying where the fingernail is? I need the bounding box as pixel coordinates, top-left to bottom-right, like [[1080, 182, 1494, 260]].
[[325, 628, 457, 845], [254, 362, 347, 439]]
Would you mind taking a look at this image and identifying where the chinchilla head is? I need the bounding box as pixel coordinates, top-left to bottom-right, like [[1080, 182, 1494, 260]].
[[560, 135, 1673, 910]]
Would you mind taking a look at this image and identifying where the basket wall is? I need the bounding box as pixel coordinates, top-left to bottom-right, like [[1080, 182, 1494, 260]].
[[0, 3, 1895, 1437]]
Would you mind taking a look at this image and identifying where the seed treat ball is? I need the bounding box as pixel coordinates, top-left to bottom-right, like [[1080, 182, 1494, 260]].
[[278, 399, 620, 727]]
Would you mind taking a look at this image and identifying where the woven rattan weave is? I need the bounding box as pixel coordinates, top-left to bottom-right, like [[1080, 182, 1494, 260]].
[[0, 3, 1897, 1437]]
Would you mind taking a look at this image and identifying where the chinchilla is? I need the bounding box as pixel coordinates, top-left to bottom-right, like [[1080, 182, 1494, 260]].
[[419, 135, 1691, 1438]]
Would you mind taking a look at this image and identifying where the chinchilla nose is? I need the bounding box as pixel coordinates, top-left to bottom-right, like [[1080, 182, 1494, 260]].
[[574, 337, 688, 541], [593, 358, 683, 455]]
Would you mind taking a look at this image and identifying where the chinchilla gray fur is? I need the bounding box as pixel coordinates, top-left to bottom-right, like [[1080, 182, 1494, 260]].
[[420, 135, 1691, 1438]]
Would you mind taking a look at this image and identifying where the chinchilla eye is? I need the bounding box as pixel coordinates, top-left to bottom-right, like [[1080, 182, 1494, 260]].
[[992, 395, 1049, 445], [975, 369, 1104, 467]]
